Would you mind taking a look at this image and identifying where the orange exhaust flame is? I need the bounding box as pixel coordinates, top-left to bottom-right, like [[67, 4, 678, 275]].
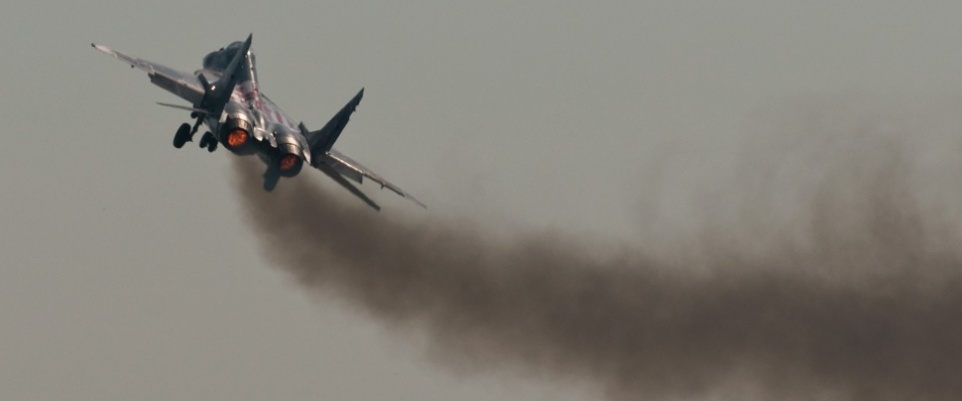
[[227, 129, 248, 147], [279, 154, 300, 172]]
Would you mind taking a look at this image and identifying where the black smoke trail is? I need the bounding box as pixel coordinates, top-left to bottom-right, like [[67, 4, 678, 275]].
[[233, 97, 962, 400]]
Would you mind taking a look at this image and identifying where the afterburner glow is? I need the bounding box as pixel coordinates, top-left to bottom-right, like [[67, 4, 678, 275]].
[[227, 129, 248, 147]]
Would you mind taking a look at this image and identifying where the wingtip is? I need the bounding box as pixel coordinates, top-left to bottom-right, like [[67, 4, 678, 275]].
[[403, 193, 427, 209], [91, 43, 111, 54]]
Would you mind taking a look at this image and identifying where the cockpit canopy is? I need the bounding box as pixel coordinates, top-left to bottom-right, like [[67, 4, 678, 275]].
[[202, 41, 256, 72]]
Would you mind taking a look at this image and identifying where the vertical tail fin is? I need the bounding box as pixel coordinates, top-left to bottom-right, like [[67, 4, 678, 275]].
[[304, 88, 364, 157], [201, 34, 253, 119], [236, 43, 260, 108]]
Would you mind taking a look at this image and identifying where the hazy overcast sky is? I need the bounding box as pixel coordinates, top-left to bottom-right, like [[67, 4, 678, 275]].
[[5, 2, 962, 400]]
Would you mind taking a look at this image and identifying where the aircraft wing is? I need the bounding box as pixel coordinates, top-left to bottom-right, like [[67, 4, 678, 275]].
[[91, 43, 205, 106], [316, 149, 427, 209]]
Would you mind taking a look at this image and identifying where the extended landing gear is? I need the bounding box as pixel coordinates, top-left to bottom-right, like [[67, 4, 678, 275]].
[[199, 132, 217, 152], [173, 114, 206, 149], [173, 123, 191, 148]]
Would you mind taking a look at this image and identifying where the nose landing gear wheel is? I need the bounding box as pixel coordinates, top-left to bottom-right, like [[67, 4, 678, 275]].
[[173, 123, 191, 148]]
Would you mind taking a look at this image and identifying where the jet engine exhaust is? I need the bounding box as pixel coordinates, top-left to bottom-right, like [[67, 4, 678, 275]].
[[274, 133, 305, 177], [220, 114, 254, 154], [226, 128, 248, 148], [278, 153, 302, 174], [232, 95, 962, 401]]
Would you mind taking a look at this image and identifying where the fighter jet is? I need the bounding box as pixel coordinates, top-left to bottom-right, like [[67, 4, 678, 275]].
[[92, 34, 424, 210]]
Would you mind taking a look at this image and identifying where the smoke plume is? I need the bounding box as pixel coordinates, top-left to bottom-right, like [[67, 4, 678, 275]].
[[233, 95, 962, 401]]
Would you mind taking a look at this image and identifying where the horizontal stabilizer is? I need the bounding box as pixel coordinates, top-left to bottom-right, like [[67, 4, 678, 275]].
[[317, 163, 381, 211]]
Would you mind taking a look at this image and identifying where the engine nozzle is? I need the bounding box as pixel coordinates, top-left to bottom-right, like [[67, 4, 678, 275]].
[[227, 128, 248, 147], [275, 148, 304, 177], [273, 132, 307, 177], [220, 116, 254, 154], [278, 154, 301, 172]]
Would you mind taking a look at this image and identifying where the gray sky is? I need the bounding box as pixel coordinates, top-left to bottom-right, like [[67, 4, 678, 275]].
[[4, 1, 962, 400]]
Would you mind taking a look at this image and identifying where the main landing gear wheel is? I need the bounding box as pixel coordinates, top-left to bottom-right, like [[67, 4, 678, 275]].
[[173, 123, 191, 148], [199, 132, 217, 153]]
